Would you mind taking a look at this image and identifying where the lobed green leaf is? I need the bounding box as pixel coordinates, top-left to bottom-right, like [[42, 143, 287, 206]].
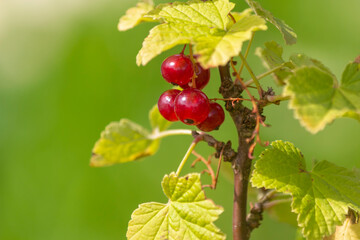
[[245, 0, 297, 45], [136, 0, 267, 68], [284, 61, 360, 133], [324, 214, 360, 240], [255, 41, 332, 85], [251, 141, 360, 240], [90, 119, 159, 167], [289, 54, 334, 77], [147, 0, 235, 30], [91, 104, 172, 167], [118, 0, 156, 31], [127, 173, 225, 240], [194, 13, 267, 68], [255, 41, 292, 85]]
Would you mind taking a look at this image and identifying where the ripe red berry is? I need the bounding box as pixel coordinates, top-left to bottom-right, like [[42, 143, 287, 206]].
[[161, 54, 194, 86], [174, 88, 210, 125], [157, 89, 181, 122], [197, 102, 225, 132], [180, 63, 210, 90]]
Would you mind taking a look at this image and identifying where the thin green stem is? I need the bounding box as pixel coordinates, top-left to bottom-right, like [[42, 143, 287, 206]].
[[244, 63, 288, 87], [176, 141, 198, 176], [238, 33, 254, 76], [259, 189, 277, 203], [263, 198, 292, 210], [239, 52, 262, 97], [265, 95, 291, 103], [148, 129, 193, 140]]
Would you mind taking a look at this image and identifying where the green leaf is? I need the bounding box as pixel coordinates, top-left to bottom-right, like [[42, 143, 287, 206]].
[[195, 13, 267, 68], [127, 173, 225, 240], [256, 41, 336, 86], [90, 119, 159, 167], [251, 141, 360, 240], [136, 22, 195, 68], [149, 104, 172, 132], [324, 215, 360, 240], [289, 54, 334, 77], [226, 9, 253, 29], [137, 0, 267, 68], [255, 41, 292, 85], [148, 0, 235, 29], [284, 62, 360, 133], [118, 0, 155, 31], [296, 229, 306, 240], [245, 0, 297, 45]]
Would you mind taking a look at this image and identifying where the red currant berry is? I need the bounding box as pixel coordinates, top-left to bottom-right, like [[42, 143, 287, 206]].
[[157, 89, 181, 122], [174, 88, 210, 125], [197, 102, 225, 132], [180, 63, 210, 90], [161, 54, 194, 86]]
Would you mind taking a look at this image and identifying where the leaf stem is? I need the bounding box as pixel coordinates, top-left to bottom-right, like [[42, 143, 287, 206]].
[[238, 33, 254, 76], [265, 95, 291, 103], [149, 129, 193, 140], [239, 52, 262, 97], [176, 137, 202, 176], [244, 63, 288, 87], [263, 198, 292, 210], [259, 189, 277, 202]]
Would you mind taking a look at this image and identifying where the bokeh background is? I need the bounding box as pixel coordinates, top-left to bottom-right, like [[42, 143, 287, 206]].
[[1, 0, 359, 239]]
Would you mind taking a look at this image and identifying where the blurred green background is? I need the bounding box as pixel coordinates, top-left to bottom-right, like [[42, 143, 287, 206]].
[[1, 0, 359, 239]]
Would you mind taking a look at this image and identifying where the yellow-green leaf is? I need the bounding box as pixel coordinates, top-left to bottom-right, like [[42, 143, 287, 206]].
[[127, 173, 225, 240], [118, 0, 155, 31], [147, 0, 235, 30], [284, 62, 360, 133], [136, 0, 267, 68], [90, 119, 159, 167], [194, 13, 267, 68], [324, 211, 360, 240], [255, 41, 292, 85], [256, 41, 336, 86], [251, 141, 360, 240]]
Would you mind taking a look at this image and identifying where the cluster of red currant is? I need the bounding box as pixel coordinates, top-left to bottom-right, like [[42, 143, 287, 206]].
[[157, 54, 225, 132]]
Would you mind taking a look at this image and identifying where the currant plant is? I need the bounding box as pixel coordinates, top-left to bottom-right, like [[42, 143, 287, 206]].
[[91, 0, 360, 239]]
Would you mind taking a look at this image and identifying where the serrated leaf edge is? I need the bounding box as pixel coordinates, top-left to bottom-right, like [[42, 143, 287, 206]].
[[283, 66, 345, 134]]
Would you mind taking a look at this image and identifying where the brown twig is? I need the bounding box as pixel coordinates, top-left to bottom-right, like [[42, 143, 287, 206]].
[[218, 63, 257, 240], [192, 131, 237, 162], [210, 97, 254, 102], [230, 59, 268, 158], [247, 190, 292, 231]]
